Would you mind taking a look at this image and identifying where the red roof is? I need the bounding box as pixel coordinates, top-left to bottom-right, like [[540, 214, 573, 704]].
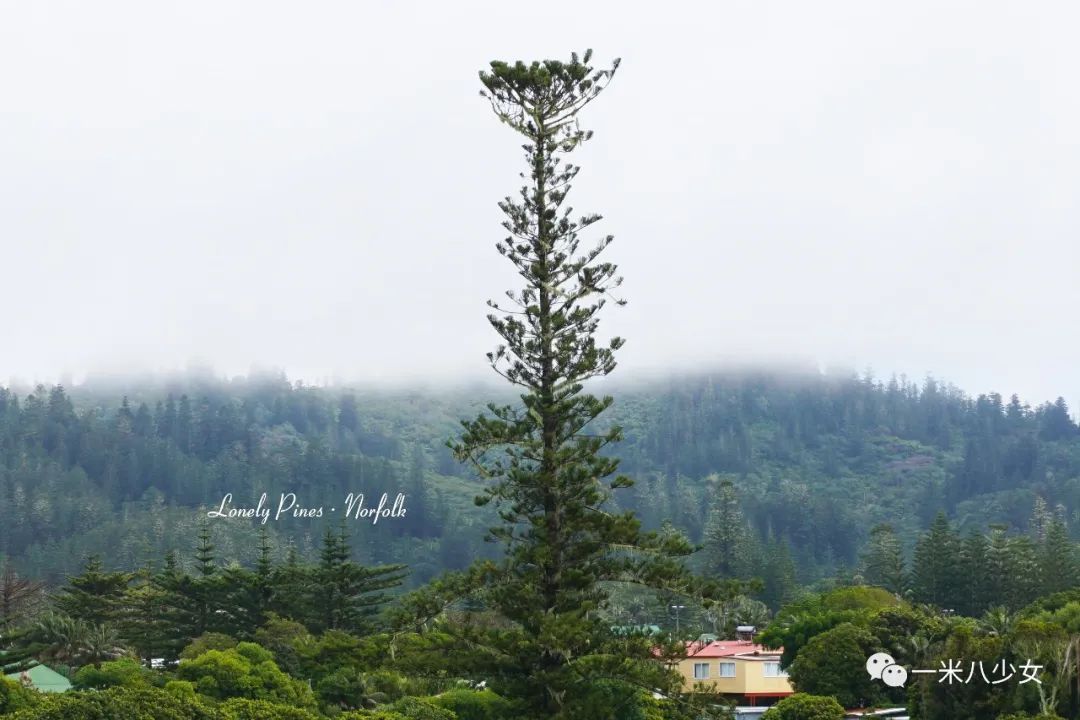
[[684, 640, 782, 659]]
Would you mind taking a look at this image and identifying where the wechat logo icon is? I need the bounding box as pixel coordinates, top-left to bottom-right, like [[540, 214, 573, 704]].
[[866, 652, 907, 688]]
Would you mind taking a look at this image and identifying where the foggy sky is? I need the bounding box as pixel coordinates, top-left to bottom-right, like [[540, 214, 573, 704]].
[[2, 1, 1077, 410]]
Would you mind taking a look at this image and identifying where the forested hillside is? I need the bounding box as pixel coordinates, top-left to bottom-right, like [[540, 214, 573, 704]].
[[1, 370, 1078, 599]]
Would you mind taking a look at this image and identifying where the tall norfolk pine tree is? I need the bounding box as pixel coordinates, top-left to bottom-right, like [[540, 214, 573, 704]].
[[394, 51, 727, 719]]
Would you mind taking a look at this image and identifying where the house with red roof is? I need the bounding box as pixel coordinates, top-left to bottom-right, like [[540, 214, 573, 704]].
[[668, 638, 794, 706]]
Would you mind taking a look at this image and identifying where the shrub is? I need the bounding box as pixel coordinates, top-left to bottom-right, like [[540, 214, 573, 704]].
[[431, 688, 512, 720], [219, 697, 322, 720], [4, 686, 217, 720], [176, 645, 316, 708], [385, 696, 458, 720], [73, 657, 155, 689], [165, 680, 198, 702], [761, 693, 846, 720], [0, 677, 40, 714], [180, 633, 238, 659]]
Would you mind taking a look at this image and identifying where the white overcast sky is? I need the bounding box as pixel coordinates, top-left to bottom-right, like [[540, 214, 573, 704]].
[[1, 1, 1077, 409]]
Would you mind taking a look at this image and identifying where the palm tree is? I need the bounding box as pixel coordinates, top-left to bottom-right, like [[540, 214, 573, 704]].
[[352, 674, 390, 710], [34, 613, 89, 665], [80, 624, 127, 668], [908, 634, 933, 666], [33, 613, 127, 668], [980, 606, 1015, 637]]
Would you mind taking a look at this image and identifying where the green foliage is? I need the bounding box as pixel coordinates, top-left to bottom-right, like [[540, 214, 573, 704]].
[[384, 696, 457, 720], [912, 512, 960, 609], [1039, 518, 1078, 597], [388, 49, 731, 720], [175, 644, 316, 708], [865, 605, 944, 663], [703, 477, 752, 580], [315, 669, 402, 711], [180, 633, 238, 660], [760, 693, 845, 720], [430, 688, 513, 720], [786, 622, 882, 709], [913, 625, 1010, 720], [338, 711, 409, 720], [72, 657, 155, 689], [3, 686, 217, 720], [757, 586, 901, 666], [252, 614, 313, 677], [859, 524, 905, 594], [53, 556, 133, 626], [310, 526, 408, 635], [165, 681, 198, 702], [3, 367, 1080, 614], [0, 677, 40, 714], [218, 698, 322, 720], [20, 612, 127, 669], [557, 680, 668, 720]]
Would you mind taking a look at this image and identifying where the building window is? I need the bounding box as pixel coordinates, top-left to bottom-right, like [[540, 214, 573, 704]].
[[763, 662, 788, 677], [693, 663, 710, 680], [719, 662, 736, 678]]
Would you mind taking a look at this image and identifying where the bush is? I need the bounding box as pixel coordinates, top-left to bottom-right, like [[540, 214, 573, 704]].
[[176, 644, 316, 708], [165, 680, 198, 702], [219, 697, 322, 720], [4, 686, 217, 720], [254, 615, 313, 677], [316, 669, 393, 711], [431, 688, 512, 720], [761, 693, 846, 720], [73, 657, 155, 689], [180, 633, 238, 659], [564, 681, 667, 720], [787, 622, 881, 708], [0, 677, 40, 714], [385, 696, 458, 720]]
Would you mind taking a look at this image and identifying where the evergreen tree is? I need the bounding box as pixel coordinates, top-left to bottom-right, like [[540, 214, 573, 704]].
[[194, 520, 217, 578], [396, 50, 727, 720], [984, 525, 1040, 610], [860, 524, 906, 595], [311, 524, 406, 635], [760, 540, 798, 611], [270, 543, 311, 625], [1040, 517, 1077, 597], [955, 530, 989, 616], [53, 556, 133, 627], [912, 512, 958, 610], [118, 564, 174, 663], [1004, 533, 1040, 609], [1040, 397, 1077, 441], [1030, 496, 1054, 543], [703, 476, 748, 579], [403, 444, 433, 538]]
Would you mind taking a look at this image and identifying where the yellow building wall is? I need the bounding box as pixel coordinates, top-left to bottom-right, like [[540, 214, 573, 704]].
[[675, 657, 794, 696]]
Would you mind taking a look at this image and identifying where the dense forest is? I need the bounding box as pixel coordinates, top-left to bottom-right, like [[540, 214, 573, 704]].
[[3, 371, 1080, 720], [1, 369, 1078, 604]]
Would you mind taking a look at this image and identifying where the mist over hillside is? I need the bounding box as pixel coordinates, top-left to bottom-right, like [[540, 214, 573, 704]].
[[3, 368, 1077, 609]]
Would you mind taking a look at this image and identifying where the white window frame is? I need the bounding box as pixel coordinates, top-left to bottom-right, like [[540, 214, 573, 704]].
[[693, 662, 710, 680], [763, 661, 788, 677], [718, 662, 736, 678]]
